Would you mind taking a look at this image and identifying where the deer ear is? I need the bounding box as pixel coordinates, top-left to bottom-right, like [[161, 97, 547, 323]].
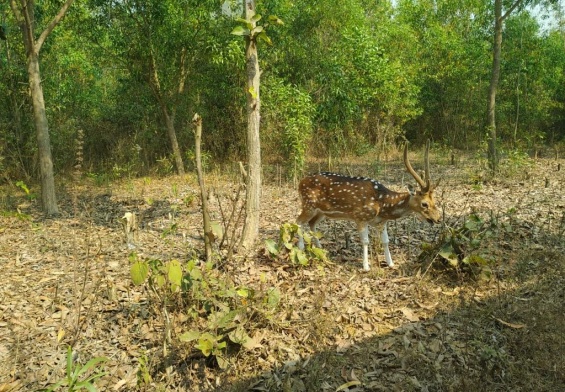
[[406, 184, 416, 196]]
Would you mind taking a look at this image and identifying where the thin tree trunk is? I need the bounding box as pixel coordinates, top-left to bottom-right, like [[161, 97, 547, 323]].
[[149, 48, 185, 175], [487, 0, 503, 173], [487, 0, 522, 173], [159, 100, 185, 175], [28, 51, 58, 215], [240, 0, 262, 250], [192, 114, 212, 262]]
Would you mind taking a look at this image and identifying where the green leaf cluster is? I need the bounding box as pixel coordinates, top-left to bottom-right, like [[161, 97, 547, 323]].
[[129, 254, 280, 369], [265, 223, 328, 267]]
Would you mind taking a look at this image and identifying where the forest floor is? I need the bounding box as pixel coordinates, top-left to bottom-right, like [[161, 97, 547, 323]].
[[0, 150, 564, 392]]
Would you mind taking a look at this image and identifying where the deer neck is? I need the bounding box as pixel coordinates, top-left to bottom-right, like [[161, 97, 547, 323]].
[[376, 191, 412, 220]]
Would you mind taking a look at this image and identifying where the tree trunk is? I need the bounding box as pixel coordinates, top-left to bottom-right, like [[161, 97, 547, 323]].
[[159, 100, 185, 175], [240, 0, 262, 250], [28, 51, 59, 215], [192, 114, 212, 262], [150, 48, 185, 176], [487, 0, 503, 174], [487, 0, 522, 173], [10, 0, 74, 215]]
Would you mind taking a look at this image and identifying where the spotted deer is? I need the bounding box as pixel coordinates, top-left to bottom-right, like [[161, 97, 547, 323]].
[[296, 142, 441, 271]]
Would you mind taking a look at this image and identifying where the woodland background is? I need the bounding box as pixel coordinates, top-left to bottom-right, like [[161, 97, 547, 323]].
[[1, 0, 564, 183]]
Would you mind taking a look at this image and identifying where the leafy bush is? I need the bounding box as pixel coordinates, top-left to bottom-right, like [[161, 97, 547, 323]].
[[130, 255, 281, 369], [262, 78, 314, 179], [420, 213, 505, 278], [265, 223, 328, 267]]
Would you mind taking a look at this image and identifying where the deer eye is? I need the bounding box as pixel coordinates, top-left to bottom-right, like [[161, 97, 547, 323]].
[[421, 202, 429, 209]]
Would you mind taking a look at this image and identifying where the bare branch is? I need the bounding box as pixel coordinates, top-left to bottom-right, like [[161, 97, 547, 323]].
[[501, 0, 523, 21]]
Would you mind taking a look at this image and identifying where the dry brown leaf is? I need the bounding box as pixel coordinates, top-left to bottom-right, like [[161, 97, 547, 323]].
[[336, 380, 362, 391], [493, 317, 526, 329], [401, 307, 419, 322]]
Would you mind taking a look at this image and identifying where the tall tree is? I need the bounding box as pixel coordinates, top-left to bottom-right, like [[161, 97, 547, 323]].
[[487, 0, 523, 173], [239, 0, 262, 250], [9, 0, 75, 215]]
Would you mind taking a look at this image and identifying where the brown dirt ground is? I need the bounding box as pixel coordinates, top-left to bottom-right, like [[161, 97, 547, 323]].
[[1, 151, 564, 392]]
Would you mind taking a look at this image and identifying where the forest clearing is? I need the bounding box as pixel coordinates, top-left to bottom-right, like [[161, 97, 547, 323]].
[[1, 150, 564, 392], [2, 0, 565, 391]]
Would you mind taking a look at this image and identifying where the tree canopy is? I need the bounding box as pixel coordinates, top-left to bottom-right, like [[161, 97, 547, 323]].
[[1, 0, 563, 180]]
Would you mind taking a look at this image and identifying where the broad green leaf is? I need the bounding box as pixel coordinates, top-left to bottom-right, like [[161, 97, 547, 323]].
[[251, 14, 262, 23], [252, 26, 264, 35], [130, 261, 149, 285], [294, 248, 308, 265], [236, 287, 250, 298], [266, 287, 280, 308], [189, 266, 202, 280], [256, 31, 272, 45], [228, 327, 250, 345], [195, 333, 216, 356], [153, 274, 166, 288], [268, 15, 284, 25], [310, 247, 328, 261], [216, 310, 237, 329], [167, 260, 182, 291], [438, 244, 458, 266], [211, 221, 223, 240], [231, 26, 249, 36], [179, 330, 200, 342], [265, 239, 279, 256]]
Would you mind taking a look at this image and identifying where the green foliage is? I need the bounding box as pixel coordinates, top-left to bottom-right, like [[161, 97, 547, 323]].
[[42, 346, 108, 392], [130, 254, 280, 369], [136, 352, 152, 387], [265, 223, 328, 267], [422, 213, 496, 278], [262, 78, 314, 177], [15, 180, 36, 201], [231, 13, 283, 45], [500, 148, 534, 178], [2, 0, 564, 177]]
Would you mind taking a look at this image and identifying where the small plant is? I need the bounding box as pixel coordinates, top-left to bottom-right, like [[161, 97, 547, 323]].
[[265, 223, 328, 266], [136, 352, 152, 387], [155, 156, 174, 176], [42, 346, 108, 392], [130, 255, 277, 369], [16, 180, 37, 201], [422, 213, 495, 277], [500, 148, 533, 179]]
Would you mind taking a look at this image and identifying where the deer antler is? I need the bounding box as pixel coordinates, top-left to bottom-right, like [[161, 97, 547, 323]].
[[404, 143, 429, 191]]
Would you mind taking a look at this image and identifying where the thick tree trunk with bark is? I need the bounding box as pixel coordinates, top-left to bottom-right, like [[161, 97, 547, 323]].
[[240, 0, 262, 250]]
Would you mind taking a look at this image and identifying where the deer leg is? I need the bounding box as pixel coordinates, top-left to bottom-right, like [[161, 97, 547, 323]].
[[381, 222, 394, 267], [297, 209, 318, 250], [358, 224, 370, 271], [308, 213, 324, 247]]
